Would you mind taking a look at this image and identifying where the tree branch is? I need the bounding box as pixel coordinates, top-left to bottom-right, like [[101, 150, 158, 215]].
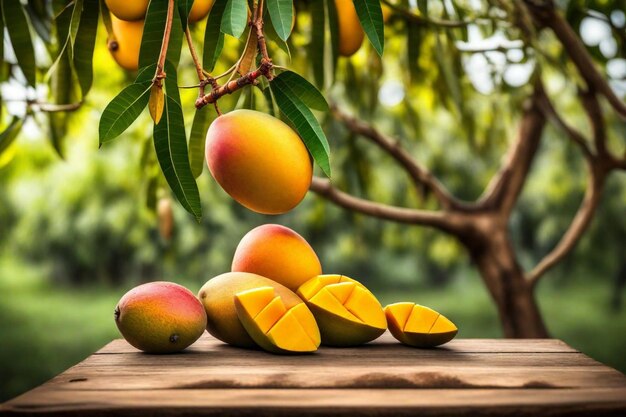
[[154, 0, 175, 82], [478, 84, 547, 215], [527, 161, 607, 286], [539, 9, 626, 118], [535, 90, 593, 159], [579, 89, 608, 157], [330, 105, 460, 210], [309, 177, 460, 232], [381, 0, 477, 28]]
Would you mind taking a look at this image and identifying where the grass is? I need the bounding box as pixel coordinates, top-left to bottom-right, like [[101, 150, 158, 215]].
[[1, 265, 625, 403]]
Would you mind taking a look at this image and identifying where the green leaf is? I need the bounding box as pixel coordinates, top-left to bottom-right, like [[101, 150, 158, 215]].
[[189, 106, 213, 178], [0, 118, 24, 156], [263, 9, 291, 57], [271, 79, 331, 177], [1, 0, 37, 87], [73, 0, 98, 96], [221, 0, 247, 38], [48, 49, 77, 159], [68, 0, 84, 56], [135, 63, 158, 83], [267, 0, 293, 42], [178, 0, 194, 29], [139, 1, 183, 69], [309, 0, 325, 88], [353, 0, 384, 56], [273, 71, 328, 111], [99, 82, 151, 144], [25, 0, 52, 42], [203, 0, 227, 71], [154, 61, 202, 220]]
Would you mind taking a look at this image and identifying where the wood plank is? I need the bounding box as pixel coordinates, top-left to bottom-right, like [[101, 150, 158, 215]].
[[79, 350, 604, 368], [47, 365, 626, 389], [96, 333, 578, 354], [3, 388, 626, 416], [3, 336, 625, 416]]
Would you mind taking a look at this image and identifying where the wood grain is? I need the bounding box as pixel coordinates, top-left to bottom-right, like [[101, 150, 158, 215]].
[[2, 333, 626, 416]]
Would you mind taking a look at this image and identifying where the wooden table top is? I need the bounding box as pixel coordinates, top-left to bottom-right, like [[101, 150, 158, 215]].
[[2, 333, 626, 416]]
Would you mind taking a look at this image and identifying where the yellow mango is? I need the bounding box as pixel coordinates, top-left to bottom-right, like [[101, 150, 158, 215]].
[[235, 287, 320, 354], [108, 15, 143, 71], [198, 272, 310, 348], [232, 224, 322, 291], [385, 302, 458, 347], [105, 0, 148, 21], [335, 0, 365, 57], [205, 110, 312, 214], [297, 274, 386, 346], [188, 0, 215, 22], [114, 281, 207, 353]]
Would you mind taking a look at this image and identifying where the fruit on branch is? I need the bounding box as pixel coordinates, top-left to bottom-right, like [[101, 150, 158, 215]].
[[382, 4, 392, 23], [114, 282, 207, 353], [108, 15, 144, 71], [297, 275, 387, 346], [157, 197, 174, 241], [205, 110, 313, 215], [235, 286, 320, 353], [198, 272, 315, 348], [232, 224, 322, 292], [105, 0, 149, 21], [188, 0, 215, 23], [335, 0, 365, 57], [385, 302, 458, 347]]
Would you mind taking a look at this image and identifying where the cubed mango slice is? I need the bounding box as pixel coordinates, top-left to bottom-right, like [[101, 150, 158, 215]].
[[234, 286, 320, 354], [297, 274, 387, 347], [385, 302, 458, 348]]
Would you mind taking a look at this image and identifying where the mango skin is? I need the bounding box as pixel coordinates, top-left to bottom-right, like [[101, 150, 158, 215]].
[[335, 0, 365, 57], [198, 272, 306, 348], [385, 303, 458, 348], [232, 224, 322, 292], [114, 281, 207, 354], [188, 0, 215, 22], [109, 15, 143, 71], [297, 275, 386, 347], [105, 0, 149, 21], [306, 302, 385, 347], [205, 109, 312, 215]]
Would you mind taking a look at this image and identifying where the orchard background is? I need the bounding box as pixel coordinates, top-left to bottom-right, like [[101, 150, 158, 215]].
[[1, 0, 625, 401]]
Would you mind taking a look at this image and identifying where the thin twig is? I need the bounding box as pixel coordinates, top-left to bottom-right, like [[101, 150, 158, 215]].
[[331, 105, 459, 210], [154, 0, 175, 83], [309, 177, 459, 232]]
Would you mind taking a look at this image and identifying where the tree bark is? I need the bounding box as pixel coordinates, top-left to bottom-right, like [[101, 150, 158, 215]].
[[462, 216, 550, 338]]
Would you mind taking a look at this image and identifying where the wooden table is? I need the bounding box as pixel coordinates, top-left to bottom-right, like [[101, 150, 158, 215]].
[[2, 333, 626, 416]]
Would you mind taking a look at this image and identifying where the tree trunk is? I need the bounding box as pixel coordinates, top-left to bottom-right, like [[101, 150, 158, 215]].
[[463, 217, 550, 338]]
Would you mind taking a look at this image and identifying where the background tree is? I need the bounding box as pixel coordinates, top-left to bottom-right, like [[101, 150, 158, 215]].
[[0, 0, 624, 339]]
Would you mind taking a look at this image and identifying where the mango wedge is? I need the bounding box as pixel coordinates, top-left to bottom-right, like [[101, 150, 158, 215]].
[[297, 275, 387, 347], [234, 287, 320, 354], [385, 302, 458, 347]]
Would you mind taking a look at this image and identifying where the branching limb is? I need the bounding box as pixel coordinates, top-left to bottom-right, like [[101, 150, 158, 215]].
[[527, 161, 607, 287], [478, 84, 547, 215], [539, 8, 626, 118], [535, 90, 593, 158], [330, 105, 460, 210], [309, 177, 461, 232]]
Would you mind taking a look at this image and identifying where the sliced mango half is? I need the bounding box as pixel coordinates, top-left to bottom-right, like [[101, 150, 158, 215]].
[[385, 302, 458, 347], [297, 275, 387, 347], [234, 287, 320, 354]]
